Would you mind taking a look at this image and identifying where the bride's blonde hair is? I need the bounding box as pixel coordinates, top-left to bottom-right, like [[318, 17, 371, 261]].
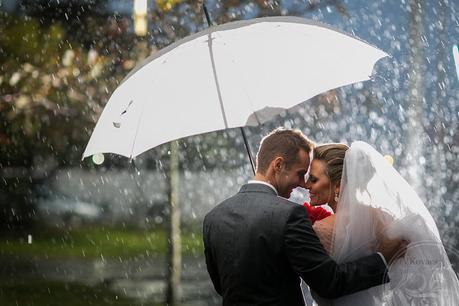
[[313, 143, 349, 184]]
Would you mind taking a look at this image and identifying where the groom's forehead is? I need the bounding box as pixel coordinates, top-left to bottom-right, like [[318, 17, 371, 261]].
[[294, 149, 311, 166]]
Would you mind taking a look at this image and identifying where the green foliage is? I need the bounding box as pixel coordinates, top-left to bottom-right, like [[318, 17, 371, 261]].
[[0, 14, 116, 167], [0, 226, 203, 259], [0, 280, 142, 306], [156, 0, 187, 12], [0, 17, 63, 66]]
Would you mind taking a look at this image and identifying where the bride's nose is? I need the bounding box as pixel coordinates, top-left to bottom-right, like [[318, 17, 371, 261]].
[[303, 174, 310, 189]]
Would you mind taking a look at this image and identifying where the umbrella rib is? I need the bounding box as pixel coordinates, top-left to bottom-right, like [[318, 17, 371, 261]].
[[129, 97, 148, 159], [207, 33, 229, 129], [215, 39, 262, 126]]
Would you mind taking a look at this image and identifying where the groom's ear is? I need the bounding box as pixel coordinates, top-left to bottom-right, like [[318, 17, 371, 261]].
[[272, 156, 284, 173]]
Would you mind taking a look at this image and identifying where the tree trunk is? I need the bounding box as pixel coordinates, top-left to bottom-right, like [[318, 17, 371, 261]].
[[166, 140, 182, 305]]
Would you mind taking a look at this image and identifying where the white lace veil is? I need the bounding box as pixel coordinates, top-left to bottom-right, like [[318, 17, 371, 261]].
[[330, 141, 459, 305]]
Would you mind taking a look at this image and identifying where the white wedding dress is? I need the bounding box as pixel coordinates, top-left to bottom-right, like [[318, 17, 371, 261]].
[[313, 141, 459, 305]]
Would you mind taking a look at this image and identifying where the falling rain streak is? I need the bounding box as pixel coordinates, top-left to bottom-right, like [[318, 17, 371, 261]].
[[0, 0, 457, 305]]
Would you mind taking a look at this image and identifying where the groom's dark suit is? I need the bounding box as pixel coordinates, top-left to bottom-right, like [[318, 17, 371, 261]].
[[203, 183, 388, 306]]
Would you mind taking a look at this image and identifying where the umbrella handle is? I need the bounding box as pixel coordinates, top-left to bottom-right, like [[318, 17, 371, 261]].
[[240, 127, 256, 175]]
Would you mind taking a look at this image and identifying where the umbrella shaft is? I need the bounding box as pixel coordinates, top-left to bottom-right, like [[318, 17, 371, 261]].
[[203, 3, 212, 27], [240, 128, 255, 175]]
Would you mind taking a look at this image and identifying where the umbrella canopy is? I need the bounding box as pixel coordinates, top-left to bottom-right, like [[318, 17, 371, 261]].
[[83, 16, 388, 159]]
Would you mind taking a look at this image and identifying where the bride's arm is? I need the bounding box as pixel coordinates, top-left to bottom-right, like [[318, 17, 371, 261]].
[[372, 207, 394, 236], [285, 205, 390, 298], [312, 215, 335, 255], [371, 208, 407, 262]]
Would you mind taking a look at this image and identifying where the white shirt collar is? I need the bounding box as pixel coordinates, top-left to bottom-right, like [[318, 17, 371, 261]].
[[247, 180, 278, 195]]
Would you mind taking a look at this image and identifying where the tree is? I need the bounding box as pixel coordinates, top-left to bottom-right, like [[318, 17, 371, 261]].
[[0, 11, 143, 233]]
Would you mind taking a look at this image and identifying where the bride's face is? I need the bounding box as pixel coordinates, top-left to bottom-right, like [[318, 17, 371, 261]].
[[305, 159, 335, 206]]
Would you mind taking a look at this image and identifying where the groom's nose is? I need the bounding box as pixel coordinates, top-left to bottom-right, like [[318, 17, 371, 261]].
[[298, 179, 307, 189]]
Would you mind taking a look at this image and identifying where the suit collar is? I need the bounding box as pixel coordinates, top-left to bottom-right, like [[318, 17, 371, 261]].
[[239, 182, 278, 196], [247, 180, 278, 195]]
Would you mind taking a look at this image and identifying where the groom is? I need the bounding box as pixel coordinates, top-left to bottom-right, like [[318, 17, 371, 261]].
[[203, 128, 403, 305]]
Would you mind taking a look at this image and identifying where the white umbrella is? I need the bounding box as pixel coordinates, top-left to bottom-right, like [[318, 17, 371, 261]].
[[83, 16, 388, 160]]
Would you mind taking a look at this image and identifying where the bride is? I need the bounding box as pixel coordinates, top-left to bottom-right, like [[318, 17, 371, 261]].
[[304, 141, 459, 305]]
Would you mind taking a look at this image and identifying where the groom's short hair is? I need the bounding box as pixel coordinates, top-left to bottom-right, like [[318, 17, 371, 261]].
[[256, 128, 314, 174]]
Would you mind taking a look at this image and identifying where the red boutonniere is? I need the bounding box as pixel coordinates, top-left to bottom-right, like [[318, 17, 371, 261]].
[[303, 202, 332, 225]]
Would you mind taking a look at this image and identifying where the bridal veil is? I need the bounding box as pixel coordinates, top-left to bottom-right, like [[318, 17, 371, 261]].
[[330, 141, 459, 305]]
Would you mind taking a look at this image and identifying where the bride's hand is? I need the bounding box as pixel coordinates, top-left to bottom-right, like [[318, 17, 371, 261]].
[[377, 237, 409, 264]]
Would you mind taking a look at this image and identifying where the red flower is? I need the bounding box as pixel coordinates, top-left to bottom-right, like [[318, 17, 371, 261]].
[[303, 202, 332, 225]]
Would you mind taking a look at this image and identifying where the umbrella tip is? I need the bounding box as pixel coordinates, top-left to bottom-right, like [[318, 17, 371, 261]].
[[201, 1, 213, 27]]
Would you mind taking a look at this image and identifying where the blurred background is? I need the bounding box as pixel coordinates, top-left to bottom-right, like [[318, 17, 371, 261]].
[[0, 0, 458, 305]]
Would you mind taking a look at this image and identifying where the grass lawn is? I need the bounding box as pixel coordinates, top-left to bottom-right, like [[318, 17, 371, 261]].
[[0, 279, 161, 306], [0, 226, 203, 259]]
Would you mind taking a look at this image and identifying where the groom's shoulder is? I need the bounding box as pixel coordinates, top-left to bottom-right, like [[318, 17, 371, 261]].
[[206, 189, 300, 217], [204, 194, 236, 218], [275, 197, 307, 218]]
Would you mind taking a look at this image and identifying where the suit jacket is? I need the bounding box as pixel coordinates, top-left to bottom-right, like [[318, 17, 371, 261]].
[[203, 183, 388, 306]]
